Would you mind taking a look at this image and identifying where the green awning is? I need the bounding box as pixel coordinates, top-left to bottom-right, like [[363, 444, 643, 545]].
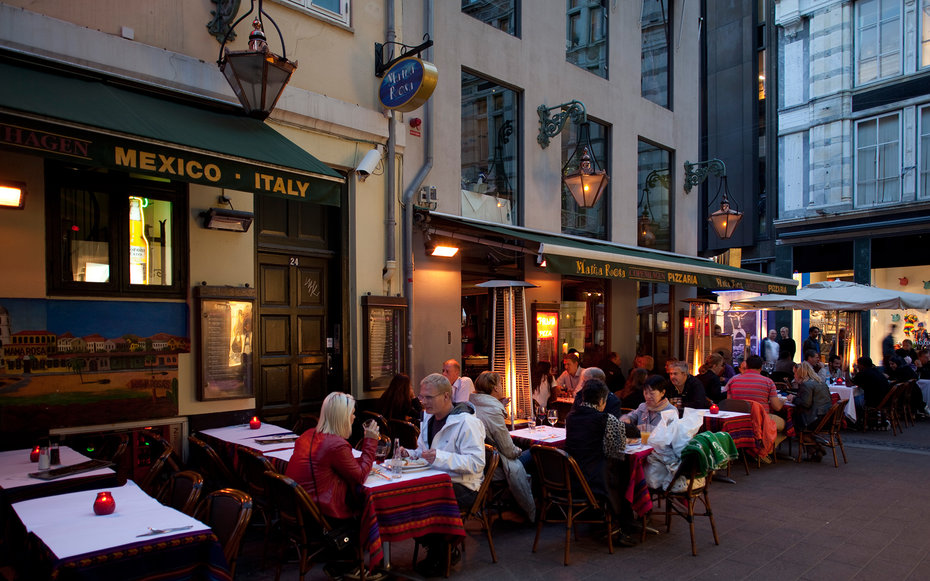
[[0, 59, 343, 205], [428, 212, 798, 295]]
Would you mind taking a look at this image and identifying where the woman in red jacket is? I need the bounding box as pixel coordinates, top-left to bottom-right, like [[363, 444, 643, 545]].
[[286, 392, 379, 524]]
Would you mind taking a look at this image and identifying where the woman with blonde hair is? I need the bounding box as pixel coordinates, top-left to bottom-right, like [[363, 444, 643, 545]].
[[787, 362, 832, 460], [698, 353, 725, 403]]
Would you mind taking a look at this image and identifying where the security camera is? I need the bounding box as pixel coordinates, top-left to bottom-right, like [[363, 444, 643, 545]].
[[355, 148, 382, 182]]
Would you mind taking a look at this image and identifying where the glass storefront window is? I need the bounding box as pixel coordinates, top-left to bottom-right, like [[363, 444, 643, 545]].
[[561, 278, 608, 368], [636, 282, 670, 369]]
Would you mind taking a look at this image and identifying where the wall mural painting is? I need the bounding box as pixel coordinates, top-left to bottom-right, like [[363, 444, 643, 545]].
[[0, 299, 189, 432]]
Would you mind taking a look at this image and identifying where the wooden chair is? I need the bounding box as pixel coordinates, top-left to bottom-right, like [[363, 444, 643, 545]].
[[156, 470, 204, 515], [388, 418, 420, 449], [195, 488, 253, 579], [188, 434, 241, 493], [796, 399, 848, 467], [717, 398, 751, 475], [866, 384, 903, 435], [530, 445, 613, 566], [412, 445, 500, 577], [292, 413, 319, 435], [895, 380, 917, 427], [138, 439, 182, 495], [236, 447, 278, 565], [657, 451, 720, 556]]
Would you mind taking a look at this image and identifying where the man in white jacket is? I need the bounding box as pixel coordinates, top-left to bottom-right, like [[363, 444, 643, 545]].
[[403, 372, 485, 576]]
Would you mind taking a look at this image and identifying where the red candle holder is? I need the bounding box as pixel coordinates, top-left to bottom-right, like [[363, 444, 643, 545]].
[[709, 404, 720, 415], [249, 416, 261, 430], [30, 446, 41, 462], [93, 491, 116, 515]]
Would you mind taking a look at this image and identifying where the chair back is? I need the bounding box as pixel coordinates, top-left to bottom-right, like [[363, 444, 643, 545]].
[[157, 470, 204, 515], [195, 488, 252, 575], [264, 472, 331, 545], [293, 413, 319, 435], [235, 447, 276, 503], [463, 445, 500, 519], [718, 398, 752, 413], [530, 445, 600, 507], [827, 399, 848, 433], [388, 419, 420, 449], [188, 434, 239, 492], [139, 429, 183, 472], [138, 446, 179, 495], [360, 410, 390, 434]]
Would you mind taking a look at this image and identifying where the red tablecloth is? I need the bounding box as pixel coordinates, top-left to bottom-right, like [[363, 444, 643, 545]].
[[702, 415, 754, 449], [360, 473, 465, 567], [625, 447, 653, 517]]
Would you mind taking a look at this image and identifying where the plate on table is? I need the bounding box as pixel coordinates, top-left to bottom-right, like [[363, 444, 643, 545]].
[[627, 437, 641, 445], [402, 458, 430, 472]]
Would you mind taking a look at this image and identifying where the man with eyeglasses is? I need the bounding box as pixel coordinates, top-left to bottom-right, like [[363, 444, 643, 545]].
[[401, 373, 485, 576], [442, 359, 475, 404]]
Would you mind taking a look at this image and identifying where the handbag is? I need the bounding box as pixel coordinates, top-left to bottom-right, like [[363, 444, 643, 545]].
[[308, 431, 357, 552]]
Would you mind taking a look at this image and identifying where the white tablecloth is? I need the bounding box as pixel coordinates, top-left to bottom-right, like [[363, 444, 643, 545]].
[[200, 423, 297, 453], [510, 426, 566, 444], [829, 385, 857, 421], [689, 409, 751, 419], [0, 447, 114, 491], [11, 481, 209, 559]]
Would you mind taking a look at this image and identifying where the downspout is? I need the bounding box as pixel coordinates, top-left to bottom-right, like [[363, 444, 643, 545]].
[[402, 0, 434, 373], [383, 0, 398, 293]]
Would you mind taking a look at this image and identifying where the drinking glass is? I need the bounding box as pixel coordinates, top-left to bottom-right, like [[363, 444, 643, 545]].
[[375, 440, 391, 464], [548, 409, 559, 427], [536, 407, 547, 428], [638, 424, 651, 445], [526, 415, 536, 430]]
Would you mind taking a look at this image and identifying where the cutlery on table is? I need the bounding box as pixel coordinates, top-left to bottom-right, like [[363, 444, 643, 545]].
[[136, 525, 194, 537]]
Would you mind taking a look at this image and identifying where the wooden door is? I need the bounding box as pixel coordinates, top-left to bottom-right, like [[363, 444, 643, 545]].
[[256, 253, 331, 424]]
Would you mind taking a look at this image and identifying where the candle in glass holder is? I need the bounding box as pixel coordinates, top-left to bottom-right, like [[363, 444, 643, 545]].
[[30, 446, 41, 462], [93, 491, 116, 515], [709, 403, 720, 415], [249, 416, 261, 429]]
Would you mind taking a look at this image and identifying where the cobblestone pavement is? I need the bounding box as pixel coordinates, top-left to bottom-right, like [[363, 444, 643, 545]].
[[236, 420, 930, 581]]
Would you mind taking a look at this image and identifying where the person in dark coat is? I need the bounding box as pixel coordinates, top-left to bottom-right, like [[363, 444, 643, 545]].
[[599, 352, 626, 394], [668, 360, 709, 409], [852, 357, 891, 424], [697, 353, 725, 403]]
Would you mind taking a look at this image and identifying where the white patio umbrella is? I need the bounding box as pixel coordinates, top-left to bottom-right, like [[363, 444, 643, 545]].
[[729, 280, 930, 311]]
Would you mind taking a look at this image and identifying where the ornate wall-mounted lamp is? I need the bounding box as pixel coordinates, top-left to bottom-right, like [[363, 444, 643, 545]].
[[683, 158, 743, 240], [217, 0, 297, 120], [638, 169, 668, 247], [538, 101, 609, 208]]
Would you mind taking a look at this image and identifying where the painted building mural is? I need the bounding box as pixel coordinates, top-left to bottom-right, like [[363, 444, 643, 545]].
[[0, 299, 188, 431]]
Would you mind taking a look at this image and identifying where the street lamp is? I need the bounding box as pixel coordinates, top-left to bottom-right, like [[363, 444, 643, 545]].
[[538, 101, 610, 209], [217, 0, 297, 120], [683, 158, 743, 240]]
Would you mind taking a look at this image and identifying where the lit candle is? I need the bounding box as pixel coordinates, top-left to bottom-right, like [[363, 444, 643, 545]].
[[249, 416, 261, 429], [93, 491, 116, 515], [30, 446, 40, 462], [709, 404, 719, 415]]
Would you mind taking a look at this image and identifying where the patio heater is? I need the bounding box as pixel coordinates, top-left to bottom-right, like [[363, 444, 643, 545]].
[[477, 280, 536, 427], [684, 299, 716, 375]]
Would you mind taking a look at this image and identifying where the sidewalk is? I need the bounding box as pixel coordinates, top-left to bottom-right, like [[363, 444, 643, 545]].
[[237, 421, 930, 580]]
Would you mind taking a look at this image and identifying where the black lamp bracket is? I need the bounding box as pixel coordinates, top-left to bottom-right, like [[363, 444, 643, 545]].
[[217, 0, 288, 64], [537, 100, 587, 149], [375, 34, 433, 78], [683, 158, 726, 193]]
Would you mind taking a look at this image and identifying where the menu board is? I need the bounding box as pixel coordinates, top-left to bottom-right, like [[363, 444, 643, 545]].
[[195, 287, 255, 400], [363, 296, 406, 390]]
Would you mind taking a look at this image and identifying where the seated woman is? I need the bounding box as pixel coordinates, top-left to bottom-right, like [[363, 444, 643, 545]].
[[469, 371, 535, 521], [620, 377, 677, 429], [286, 392, 379, 536], [787, 361, 832, 461], [697, 353, 725, 403], [616, 368, 647, 410], [377, 373, 422, 422]]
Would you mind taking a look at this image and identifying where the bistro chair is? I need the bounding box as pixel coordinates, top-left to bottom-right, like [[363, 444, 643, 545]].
[[156, 470, 204, 515], [236, 447, 279, 565], [195, 488, 253, 579], [138, 442, 181, 495], [866, 384, 903, 435], [360, 410, 390, 435], [895, 380, 917, 427], [717, 398, 752, 475], [188, 434, 241, 493], [796, 399, 848, 467], [530, 445, 613, 566], [412, 445, 501, 577], [657, 447, 721, 556], [388, 419, 420, 449], [292, 413, 319, 435]]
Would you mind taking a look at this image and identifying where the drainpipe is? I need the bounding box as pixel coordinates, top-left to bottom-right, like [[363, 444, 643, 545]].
[[383, 0, 398, 293], [402, 0, 434, 373]]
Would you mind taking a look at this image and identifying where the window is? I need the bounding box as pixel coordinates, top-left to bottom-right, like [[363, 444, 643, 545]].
[[637, 141, 671, 251], [855, 112, 900, 207], [856, 0, 901, 85], [641, 0, 670, 107], [561, 120, 608, 239], [922, 0, 930, 67], [46, 163, 187, 297], [561, 278, 608, 367], [281, 0, 350, 27], [567, 0, 608, 78], [462, 0, 518, 36], [919, 107, 930, 199], [461, 71, 520, 225]]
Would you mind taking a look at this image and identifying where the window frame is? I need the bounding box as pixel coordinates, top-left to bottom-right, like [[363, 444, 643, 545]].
[[277, 0, 351, 28], [461, 0, 520, 37], [566, 0, 609, 79], [45, 162, 189, 298], [854, 111, 902, 208], [640, 0, 672, 109], [918, 105, 930, 200], [921, 0, 930, 69], [854, 0, 902, 86]]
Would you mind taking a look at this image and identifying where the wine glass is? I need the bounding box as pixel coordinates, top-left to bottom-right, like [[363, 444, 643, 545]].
[[536, 406, 547, 428], [547, 409, 559, 427], [375, 440, 391, 464]]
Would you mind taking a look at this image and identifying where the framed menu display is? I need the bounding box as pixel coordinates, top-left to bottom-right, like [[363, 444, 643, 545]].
[[195, 286, 255, 400], [362, 295, 407, 391]]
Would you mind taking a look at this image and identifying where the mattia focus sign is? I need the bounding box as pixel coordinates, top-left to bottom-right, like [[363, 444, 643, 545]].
[[378, 57, 438, 112]]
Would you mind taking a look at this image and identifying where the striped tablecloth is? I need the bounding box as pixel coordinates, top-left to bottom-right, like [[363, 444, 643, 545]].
[[702, 413, 754, 450]]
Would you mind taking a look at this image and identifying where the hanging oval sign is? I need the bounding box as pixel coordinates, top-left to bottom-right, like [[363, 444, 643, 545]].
[[378, 57, 438, 112]]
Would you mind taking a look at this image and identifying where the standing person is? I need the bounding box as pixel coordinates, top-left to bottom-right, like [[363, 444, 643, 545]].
[[531, 361, 555, 410], [442, 359, 475, 404], [556, 352, 585, 397], [778, 327, 797, 361], [668, 361, 709, 409], [760, 329, 780, 371], [802, 327, 822, 356], [881, 324, 897, 370], [829, 328, 848, 361], [402, 373, 485, 576], [599, 352, 626, 394], [726, 355, 785, 431]]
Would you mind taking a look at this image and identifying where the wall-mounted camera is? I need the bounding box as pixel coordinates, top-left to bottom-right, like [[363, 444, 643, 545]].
[[355, 148, 383, 182]]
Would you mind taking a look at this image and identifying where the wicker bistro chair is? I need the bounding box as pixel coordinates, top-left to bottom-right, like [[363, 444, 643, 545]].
[[188, 434, 241, 493], [796, 400, 849, 467], [137, 432, 183, 496], [387, 419, 420, 449], [156, 470, 204, 516], [530, 445, 613, 566], [895, 380, 917, 427], [195, 488, 253, 579], [236, 447, 279, 565], [657, 452, 720, 556], [866, 384, 904, 435]]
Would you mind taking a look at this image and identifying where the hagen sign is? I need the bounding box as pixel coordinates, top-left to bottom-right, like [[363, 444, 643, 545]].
[[378, 58, 438, 112]]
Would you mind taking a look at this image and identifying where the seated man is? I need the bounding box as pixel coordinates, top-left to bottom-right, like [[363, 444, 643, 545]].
[[727, 355, 785, 431], [571, 367, 622, 417], [668, 361, 709, 409], [556, 352, 585, 397], [819, 354, 844, 383], [852, 356, 890, 410], [442, 359, 475, 404], [564, 379, 635, 546], [402, 373, 485, 575]]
